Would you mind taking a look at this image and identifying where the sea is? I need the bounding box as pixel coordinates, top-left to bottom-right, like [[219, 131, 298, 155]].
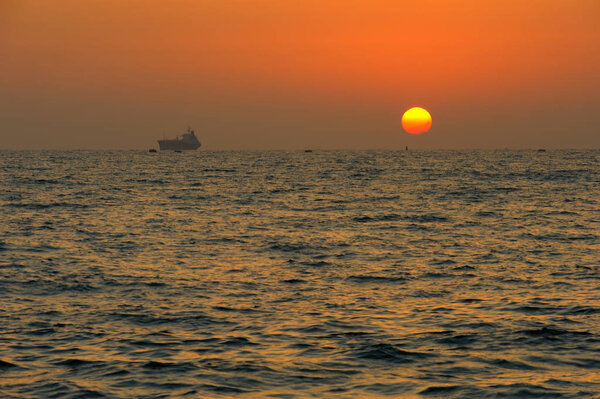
[[1, 149, 599, 398]]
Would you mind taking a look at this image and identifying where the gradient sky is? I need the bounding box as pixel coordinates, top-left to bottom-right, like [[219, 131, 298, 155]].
[[1, 0, 599, 149]]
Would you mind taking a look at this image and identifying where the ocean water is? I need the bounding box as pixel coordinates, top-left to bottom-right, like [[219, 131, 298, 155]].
[[1, 149, 599, 398]]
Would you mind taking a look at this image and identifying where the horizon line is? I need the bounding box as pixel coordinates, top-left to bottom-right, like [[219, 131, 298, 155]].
[[1, 147, 598, 152]]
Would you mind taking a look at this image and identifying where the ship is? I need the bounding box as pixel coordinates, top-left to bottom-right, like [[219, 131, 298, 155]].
[[158, 128, 201, 151]]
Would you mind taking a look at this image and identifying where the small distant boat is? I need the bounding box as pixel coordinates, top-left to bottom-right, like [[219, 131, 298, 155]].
[[304, 149, 313, 153], [537, 149, 546, 152], [148, 148, 157, 153], [158, 128, 201, 151]]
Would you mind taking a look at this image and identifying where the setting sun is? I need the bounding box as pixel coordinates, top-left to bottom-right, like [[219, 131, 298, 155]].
[[402, 107, 432, 134]]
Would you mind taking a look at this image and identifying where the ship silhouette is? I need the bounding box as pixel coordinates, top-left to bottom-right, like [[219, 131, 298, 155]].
[[158, 128, 201, 151]]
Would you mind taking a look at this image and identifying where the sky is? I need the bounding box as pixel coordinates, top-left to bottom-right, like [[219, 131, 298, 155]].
[[1, 0, 599, 150]]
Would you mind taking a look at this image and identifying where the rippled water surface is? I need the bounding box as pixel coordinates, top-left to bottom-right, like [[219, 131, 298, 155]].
[[1, 150, 599, 398]]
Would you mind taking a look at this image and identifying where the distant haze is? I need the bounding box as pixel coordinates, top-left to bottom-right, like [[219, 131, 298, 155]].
[[1, 0, 599, 150]]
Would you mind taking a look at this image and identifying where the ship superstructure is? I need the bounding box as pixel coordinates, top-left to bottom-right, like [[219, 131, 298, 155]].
[[158, 128, 201, 151]]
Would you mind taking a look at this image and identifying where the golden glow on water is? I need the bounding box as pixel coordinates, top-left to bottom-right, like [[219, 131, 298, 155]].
[[0, 150, 599, 397]]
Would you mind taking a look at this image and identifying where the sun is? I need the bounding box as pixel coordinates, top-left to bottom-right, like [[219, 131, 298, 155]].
[[401, 107, 432, 134]]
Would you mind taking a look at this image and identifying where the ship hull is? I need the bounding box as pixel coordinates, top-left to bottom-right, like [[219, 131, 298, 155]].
[[158, 140, 201, 151]]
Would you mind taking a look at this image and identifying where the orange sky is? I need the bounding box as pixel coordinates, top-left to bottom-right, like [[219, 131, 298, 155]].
[[1, 0, 599, 149]]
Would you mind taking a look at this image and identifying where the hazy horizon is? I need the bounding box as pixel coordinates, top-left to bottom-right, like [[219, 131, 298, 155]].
[[2, 1, 599, 150], [1, 146, 600, 152]]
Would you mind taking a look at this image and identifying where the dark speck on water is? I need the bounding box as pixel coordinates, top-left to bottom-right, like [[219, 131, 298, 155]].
[[0, 149, 599, 398]]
